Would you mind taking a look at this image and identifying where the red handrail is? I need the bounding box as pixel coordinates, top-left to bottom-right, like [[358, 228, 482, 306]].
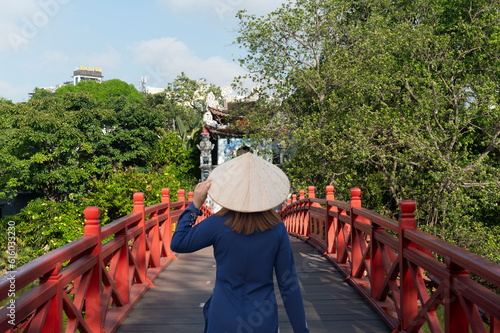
[[0, 188, 204, 333], [281, 186, 500, 333]]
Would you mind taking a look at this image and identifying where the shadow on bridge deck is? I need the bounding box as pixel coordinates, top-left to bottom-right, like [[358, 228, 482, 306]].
[[117, 237, 391, 333]]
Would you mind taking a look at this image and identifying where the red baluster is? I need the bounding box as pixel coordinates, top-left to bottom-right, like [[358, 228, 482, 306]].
[[133, 193, 148, 284], [445, 257, 470, 333], [308, 186, 315, 200], [286, 198, 292, 232], [161, 188, 175, 258], [337, 188, 350, 264], [161, 188, 170, 204], [179, 189, 186, 209], [304, 186, 315, 237], [350, 188, 369, 278], [188, 191, 193, 205], [150, 204, 161, 269], [84, 206, 103, 332], [370, 198, 384, 300], [40, 264, 62, 333], [292, 194, 297, 234], [115, 209, 130, 304], [299, 190, 305, 236], [398, 200, 418, 330], [281, 203, 286, 229], [490, 317, 499, 333], [326, 186, 336, 254]]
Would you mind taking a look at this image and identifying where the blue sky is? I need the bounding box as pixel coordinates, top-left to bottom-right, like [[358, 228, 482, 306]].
[[0, 0, 285, 103]]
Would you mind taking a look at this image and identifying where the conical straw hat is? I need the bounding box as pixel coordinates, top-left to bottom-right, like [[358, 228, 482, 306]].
[[207, 153, 290, 212]]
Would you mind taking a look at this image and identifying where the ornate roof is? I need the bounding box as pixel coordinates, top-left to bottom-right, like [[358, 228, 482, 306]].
[[208, 106, 229, 116], [205, 124, 243, 139], [204, 102, 259, 139]]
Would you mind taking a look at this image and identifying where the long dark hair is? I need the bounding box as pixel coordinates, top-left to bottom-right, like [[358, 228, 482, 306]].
[[216, 208, 281, 235]]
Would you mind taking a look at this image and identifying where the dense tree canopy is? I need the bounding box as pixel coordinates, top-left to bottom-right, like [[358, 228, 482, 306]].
[[54, 79, 145, 104], [0, 77, 209, 201], [235, 0, 500, 261], [0, 76, 209, 267]]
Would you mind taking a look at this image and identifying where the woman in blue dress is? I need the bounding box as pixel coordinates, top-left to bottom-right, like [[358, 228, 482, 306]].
[[171, 153, 309, 333]]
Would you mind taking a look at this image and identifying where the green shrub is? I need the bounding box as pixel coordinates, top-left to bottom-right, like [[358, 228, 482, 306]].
[[0, 167, 195, 274]]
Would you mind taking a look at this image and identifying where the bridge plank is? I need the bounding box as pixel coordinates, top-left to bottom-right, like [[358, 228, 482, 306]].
[[117, 237, 390, 333]]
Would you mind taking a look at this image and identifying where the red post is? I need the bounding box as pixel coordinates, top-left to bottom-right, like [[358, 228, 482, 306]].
[[188, 191, 193, 205], [281, 203, 287, 230], [308, 186, 316, 202], [444, 257, 469, 333], [326, 186, 336, 254], [133, 193, 147, 284], [292, 194, 297, 234], [179, 189, 186, 209], [84, 206, 103, 332], [491, 317, 499, 333], [304, 186, 315, 237], [336, 188, 352, 264], [398, 200, 418, 330], [115, 217, 130, 304], [299, 190, 305, 236], [337, 203, 349, 264], [150, 207, 161, 269], [286, 198, 292, 232], [40, 264, 62, 333], [162, 188, 177, 259], [371, 204, 384, 299], [350, 188, 362, 276]]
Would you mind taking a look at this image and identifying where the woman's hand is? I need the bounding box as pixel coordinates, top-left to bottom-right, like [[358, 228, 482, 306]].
[[193, 179, 212, 209]]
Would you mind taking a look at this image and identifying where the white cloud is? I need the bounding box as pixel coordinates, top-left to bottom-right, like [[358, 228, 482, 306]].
[[0, 0, 37, 53], [84, 47, 122, 71], [130, 37, 245, 88], [158, 0, 287, 21], [22, 50, 70, 72], [21, 47, 120, 74], [0, 0, 72, 54]]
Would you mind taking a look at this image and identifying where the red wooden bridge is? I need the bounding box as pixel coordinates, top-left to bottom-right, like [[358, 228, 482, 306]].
[[1, 186, 499, 332]]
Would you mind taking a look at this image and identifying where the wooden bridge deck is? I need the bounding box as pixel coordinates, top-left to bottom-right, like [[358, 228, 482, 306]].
[[117, 237, 391, 333]]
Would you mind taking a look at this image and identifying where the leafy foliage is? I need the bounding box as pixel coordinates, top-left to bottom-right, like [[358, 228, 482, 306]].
[[0, 75, 211, 271], [234, 0, 500, 262], [149, 129, 195, 173], [54, 79, 144, 104], [0, 75, 211, 201], [0, 167, 194, 271]]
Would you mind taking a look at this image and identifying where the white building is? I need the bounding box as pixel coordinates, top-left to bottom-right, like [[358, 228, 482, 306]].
[[29, 66, 103, 98], [73, 66, 103, 84]]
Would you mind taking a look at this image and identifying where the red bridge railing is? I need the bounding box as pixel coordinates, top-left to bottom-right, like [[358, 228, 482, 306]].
[[0, 188, 210, 333], [281, 186, 500, 333]]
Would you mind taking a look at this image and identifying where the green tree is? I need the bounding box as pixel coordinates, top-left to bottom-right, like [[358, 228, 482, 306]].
[[55, 79, 144, 104], [0, 94, 109, 200], [0, 165, 195, 269], [0, 97, 14, 105], [30, 87, 53, 100], [234, 0, 500, 261], [0, 89, 172, 200], [166, 73, 222, 107]]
